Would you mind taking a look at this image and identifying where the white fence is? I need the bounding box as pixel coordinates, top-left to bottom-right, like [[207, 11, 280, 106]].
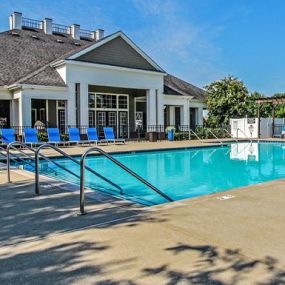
[[230, 118, 284, 139]]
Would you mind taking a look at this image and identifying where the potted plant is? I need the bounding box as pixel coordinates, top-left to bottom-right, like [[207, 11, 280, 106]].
[[165, 126, 175, 141]]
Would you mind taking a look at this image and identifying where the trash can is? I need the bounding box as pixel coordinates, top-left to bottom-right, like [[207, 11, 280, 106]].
[[148, 132, 158, 142], [167, 129, 174, 141]]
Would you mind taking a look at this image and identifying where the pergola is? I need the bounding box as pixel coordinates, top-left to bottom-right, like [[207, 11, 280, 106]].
[[255, 95, 285, 138]]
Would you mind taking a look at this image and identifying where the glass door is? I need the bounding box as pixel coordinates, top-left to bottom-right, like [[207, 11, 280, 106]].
[[108, 111, 117, 136], [97, 111, 106, 137], [57, 109, 66, 133], [119, 111, 128, 138]]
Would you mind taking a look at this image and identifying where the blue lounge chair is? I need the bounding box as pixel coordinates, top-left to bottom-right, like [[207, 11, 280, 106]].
[[47, 128, 65, 145], [24, 128, 41, 146], [87, 127, 107, 145], [68, 128, 89, 145], [1, 128, 16, 144], [103, 127, 125, 144], [87, 127, 99, 145]]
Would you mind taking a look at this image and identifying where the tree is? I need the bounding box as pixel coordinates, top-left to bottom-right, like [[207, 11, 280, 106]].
[[246, 91, 271, 118], [205, 76, 250, 127], [273, 93, 285, 118]]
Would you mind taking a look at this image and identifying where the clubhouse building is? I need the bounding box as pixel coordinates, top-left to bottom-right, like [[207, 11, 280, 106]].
[[0, 12, 206, 138]]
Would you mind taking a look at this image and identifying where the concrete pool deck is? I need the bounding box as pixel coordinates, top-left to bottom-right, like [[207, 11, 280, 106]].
[[0, 140, 285, 284], [3, 139, 223, 159]]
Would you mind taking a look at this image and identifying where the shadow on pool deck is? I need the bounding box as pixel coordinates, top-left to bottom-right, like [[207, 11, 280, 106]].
[[1, 171, 285, 284], [1, 239, 284, 284], [0, 177, 167, 247]]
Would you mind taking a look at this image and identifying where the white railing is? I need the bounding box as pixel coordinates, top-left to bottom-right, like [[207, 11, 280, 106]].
[[22, 17, 42, 29], [52, 23, 70, 34], [79, 28, 93, 39]]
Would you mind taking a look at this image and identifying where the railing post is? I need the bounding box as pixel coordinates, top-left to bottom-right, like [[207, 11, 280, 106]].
[[79, 155, 86, 215], [7, 146, 11, 183], [35, 150, 40, 195]]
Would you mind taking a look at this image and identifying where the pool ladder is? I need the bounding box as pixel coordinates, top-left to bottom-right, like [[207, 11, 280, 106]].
[[4, 142, 173, 214]]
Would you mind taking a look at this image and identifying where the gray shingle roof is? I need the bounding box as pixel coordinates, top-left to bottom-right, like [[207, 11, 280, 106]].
[[164, 74, 207, 100], [0, 28, 92, 86]]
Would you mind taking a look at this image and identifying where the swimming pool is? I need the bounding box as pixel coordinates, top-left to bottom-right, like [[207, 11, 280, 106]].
[[22, 142, 285, 205]]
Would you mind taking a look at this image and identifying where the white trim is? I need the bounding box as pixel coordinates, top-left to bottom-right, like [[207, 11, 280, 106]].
[[65, 31, 164, 72], [7, 84, 68, 91], [63, 60, 166, 76], [164, 94, 193, 100]]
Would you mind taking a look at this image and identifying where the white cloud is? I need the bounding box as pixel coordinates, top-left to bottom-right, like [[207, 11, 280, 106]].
[[131, 0, 230, 87]]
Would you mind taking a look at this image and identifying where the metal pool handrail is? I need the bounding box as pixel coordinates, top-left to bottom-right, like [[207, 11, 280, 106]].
[[35, 143, 123, 196], [208, 129, 223, 144], [237, 128, 253, 143], [7, 142, 59, 183], [7, 142, 40, 182], [2, 144, 36, 170], [189, 129, 203, 141], [79, 147, 173, 214], [223, 129, 238, 143]]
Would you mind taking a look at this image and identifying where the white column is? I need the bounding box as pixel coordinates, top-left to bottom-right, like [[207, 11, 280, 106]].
[[9, 12, 22, 30], [10, 100, 16, 126], [80, 83, 89, 126], [42, 18, 53, 34], [70, 24, 80, 40], [21, 95, 31, 127], [67, 84, 76, 126], [157, 89, 164, 126], [197, 107, 203, 125], [169, 106, 175, 125], [182, 99, 190, 126], [146, 89, 156, 130]]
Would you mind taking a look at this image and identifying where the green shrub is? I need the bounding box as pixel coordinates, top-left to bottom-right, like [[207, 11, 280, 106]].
[[38, 132, 48, 142], [174, 132, 190, 141], [195, 127, 231, 139], [172, 127, 231, 141]]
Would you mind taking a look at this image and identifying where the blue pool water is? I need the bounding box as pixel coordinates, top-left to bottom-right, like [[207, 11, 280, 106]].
[[21, 142, 285, 205]]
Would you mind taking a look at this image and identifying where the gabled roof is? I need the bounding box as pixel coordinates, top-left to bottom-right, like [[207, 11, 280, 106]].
[[66, 31, 164, 72], [164, 74, 207, 101]]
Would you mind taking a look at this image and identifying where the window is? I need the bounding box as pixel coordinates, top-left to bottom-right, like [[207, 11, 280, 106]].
[[58, 100, 66, 108], [96, 94, 117, 109], [108, 112, 117, 126], [118, 96, 128, 109], [89, 110, 95, 126], [88, 94, 95, 108], [97, 111, 106, 126]]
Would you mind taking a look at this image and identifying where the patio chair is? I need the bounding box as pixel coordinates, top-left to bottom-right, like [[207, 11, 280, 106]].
[[23, 128, 41, 146], [1, 128, 16, 145], [47, 128, 65, 145], [87, 127, 107, 145], [68, 128, 89, 145], [103, 127, 125, 144]]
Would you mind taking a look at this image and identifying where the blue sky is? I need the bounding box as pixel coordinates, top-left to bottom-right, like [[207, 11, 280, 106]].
[[0, 0, 285, 95]]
